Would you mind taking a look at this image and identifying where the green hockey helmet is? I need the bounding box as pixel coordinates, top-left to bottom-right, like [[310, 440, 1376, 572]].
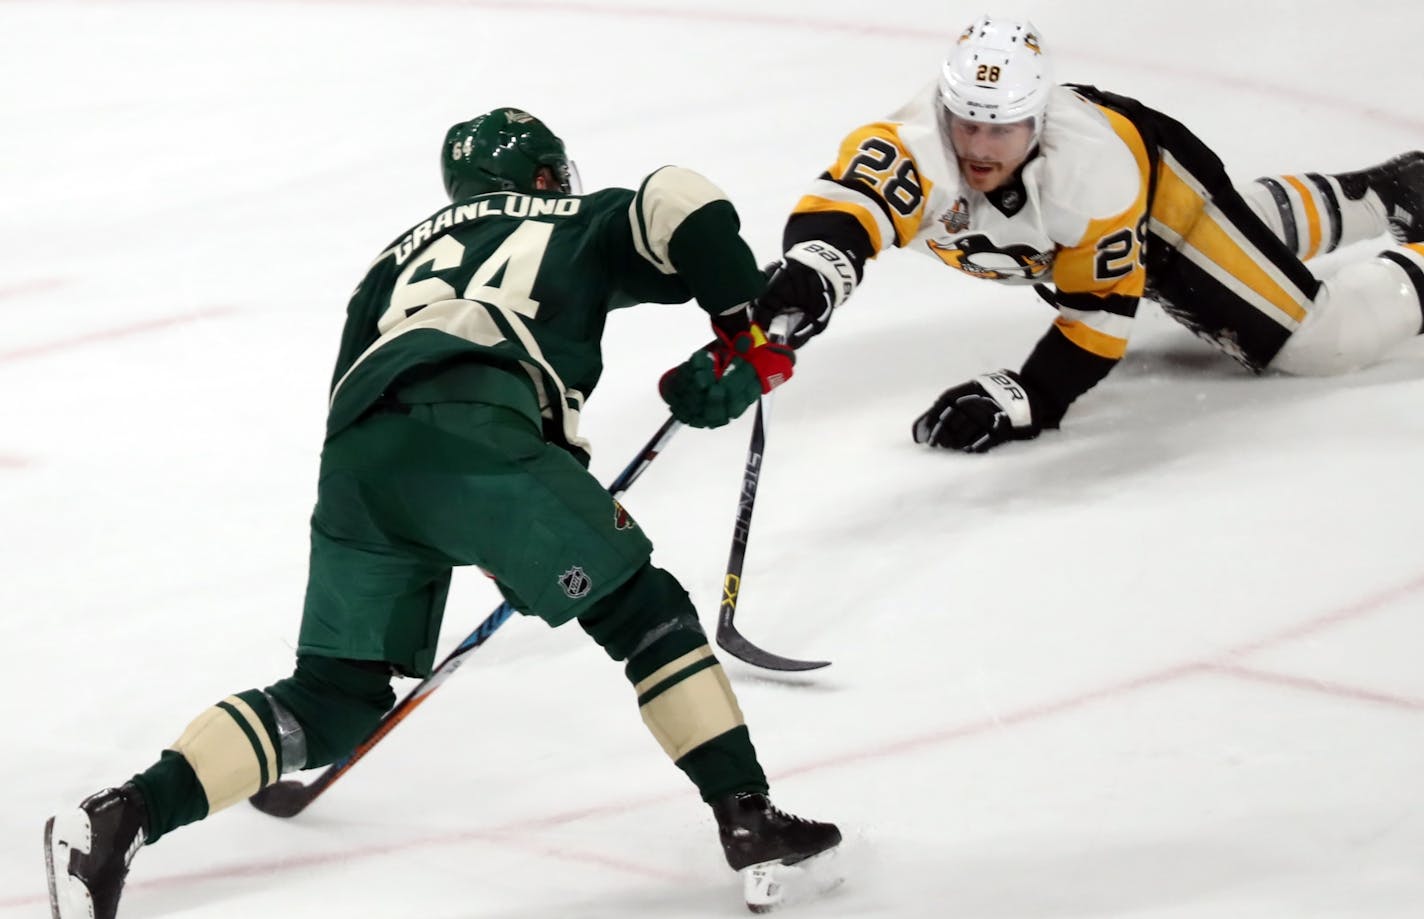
[[440, 107, 576, 201]]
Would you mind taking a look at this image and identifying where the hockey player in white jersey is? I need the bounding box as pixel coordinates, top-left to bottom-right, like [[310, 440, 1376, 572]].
[[756, 14, 1424, 452]]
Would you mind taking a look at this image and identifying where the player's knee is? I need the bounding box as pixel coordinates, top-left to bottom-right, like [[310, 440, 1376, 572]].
[[577, 562, 705, 667], [264, 656, 395, 769], [577, 563, 752, 779], [1272, 259, 1421, 375]]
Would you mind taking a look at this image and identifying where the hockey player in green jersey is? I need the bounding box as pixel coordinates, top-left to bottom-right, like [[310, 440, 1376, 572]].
[[44, 106, 839, 918]]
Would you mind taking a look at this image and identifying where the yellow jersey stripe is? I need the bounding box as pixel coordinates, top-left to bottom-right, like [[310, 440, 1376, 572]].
[[793, 194, 886, 254], [1050, 105, 1151, 297], [1284, 175, 1323, 259], [1054, 317, 1129, 359], [1148, 155, 1206, 247], [1153, 158, 1308, 324], [821, 122, 931, 248], [1191, 213, 1309, 322]]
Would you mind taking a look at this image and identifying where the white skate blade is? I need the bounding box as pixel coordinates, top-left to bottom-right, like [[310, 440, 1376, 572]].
[[740, 846, 843, 913], [45, 810, 96, 919]]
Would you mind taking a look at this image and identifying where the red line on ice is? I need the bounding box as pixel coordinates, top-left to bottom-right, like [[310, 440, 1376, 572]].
[[0, 307, 236, 365], [7, 1, 1423, 908], [6, 568, 1416, 913], [1204, 662, 1424, 712], [36, 1, 1421, 131], [135, 827, 694, 890], [263, 0, 1422, 131], [0, 278, 64, 301], [1217, 572, 1424, 659]]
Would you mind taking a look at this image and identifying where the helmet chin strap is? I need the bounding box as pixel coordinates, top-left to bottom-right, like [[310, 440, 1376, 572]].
[[1029, 113, 1046, 150]]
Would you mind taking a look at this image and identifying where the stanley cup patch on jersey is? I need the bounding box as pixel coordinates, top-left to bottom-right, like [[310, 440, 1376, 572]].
[[940, 197, 972, 233], [559, 566, 592, 599]]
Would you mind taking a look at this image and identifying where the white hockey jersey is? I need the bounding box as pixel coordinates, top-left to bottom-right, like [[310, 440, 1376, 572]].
[[788, 83, 1154, 365]]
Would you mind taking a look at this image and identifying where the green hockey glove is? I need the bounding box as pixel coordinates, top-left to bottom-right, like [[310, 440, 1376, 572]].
[[658, 325, 795, 429]]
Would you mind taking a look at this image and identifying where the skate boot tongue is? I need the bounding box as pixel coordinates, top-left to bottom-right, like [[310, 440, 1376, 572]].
[[711, 792, 843, 912]]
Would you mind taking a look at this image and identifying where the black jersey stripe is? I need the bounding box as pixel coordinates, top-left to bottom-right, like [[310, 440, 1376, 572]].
[[817, 172, 903, 243], [1255, 177, 1299, 255], [1017, 324, 1120, 428], [1044, 289, 1142, 318], [1306, 173, 1343, 253]]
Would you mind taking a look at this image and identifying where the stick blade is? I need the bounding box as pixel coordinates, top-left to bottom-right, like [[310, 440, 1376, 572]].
[[248, 780, 318, 818], [716, 626, 831, 672]]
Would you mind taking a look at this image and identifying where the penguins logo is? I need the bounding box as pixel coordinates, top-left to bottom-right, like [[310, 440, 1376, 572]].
[[927, 233, 1053, 280], [1025, 32, 1042, 54]]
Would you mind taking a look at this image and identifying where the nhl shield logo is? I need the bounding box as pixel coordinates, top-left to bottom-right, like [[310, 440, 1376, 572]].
[[558, 566, 592, 599]]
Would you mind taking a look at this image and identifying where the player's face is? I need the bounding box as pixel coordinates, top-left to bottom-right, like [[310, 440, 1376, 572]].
[[948, 116, 1036, 192]]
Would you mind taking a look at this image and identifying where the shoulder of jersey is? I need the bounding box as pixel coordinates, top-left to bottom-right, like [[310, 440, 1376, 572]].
[[1036, 86, 1143, 224], [882, 80, 959, 191]]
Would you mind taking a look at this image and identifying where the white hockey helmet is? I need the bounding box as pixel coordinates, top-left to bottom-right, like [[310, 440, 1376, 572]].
[[939, 16, 1052, 128]]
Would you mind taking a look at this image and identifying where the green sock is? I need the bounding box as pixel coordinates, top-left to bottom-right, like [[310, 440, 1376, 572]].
[[129, 750, 206, 844]]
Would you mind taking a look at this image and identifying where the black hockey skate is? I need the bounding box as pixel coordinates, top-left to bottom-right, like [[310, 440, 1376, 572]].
[[1337, 150, 1424, 243], [45, 784, 148, 919], [712, 792, 842, 913]]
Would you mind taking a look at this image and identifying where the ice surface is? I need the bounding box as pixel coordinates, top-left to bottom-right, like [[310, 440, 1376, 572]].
[[3, 1, 1422, 916]]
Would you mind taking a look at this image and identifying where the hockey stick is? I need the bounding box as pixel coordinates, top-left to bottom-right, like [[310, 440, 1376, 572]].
[[715, 319, 831, 672], [250, 415, 684, 818]]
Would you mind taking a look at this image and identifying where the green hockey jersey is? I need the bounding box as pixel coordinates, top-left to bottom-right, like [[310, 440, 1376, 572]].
[[326, 166, 766, 455]]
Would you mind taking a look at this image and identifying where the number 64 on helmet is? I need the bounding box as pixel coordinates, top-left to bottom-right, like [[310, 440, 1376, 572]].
[[440, 106, 581, 201]]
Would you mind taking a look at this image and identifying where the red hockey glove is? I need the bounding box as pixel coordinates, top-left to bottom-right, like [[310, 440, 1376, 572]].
[[659, 323, 795, 429], [714, 323, 795, 393]]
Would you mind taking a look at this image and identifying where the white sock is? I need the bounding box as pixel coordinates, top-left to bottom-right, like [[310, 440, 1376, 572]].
[[1245, 172, 1389, 260]]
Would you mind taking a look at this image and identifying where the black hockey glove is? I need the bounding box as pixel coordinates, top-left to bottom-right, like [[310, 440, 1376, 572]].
[[751, 241, 858, 349], [911, 370, 1043, 453]]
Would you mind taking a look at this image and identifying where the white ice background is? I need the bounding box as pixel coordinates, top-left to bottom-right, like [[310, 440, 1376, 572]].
[[2, 1, 1423, 916]]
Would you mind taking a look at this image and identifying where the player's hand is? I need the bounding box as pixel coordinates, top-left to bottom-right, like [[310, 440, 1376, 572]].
[[911, 370, 1043, 453], [751, 241, 857, 349], [659, 324, 795, 428]]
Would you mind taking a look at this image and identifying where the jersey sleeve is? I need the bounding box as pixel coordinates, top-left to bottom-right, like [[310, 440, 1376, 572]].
[[1025, 102, 1154, 424], [616, 166, 766, 319], [783, 122, 935, 268]]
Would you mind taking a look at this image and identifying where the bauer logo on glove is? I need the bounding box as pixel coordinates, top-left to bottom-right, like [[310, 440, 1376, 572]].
[[751, 240, 860, 350], [911, 369, 1042, 453]]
